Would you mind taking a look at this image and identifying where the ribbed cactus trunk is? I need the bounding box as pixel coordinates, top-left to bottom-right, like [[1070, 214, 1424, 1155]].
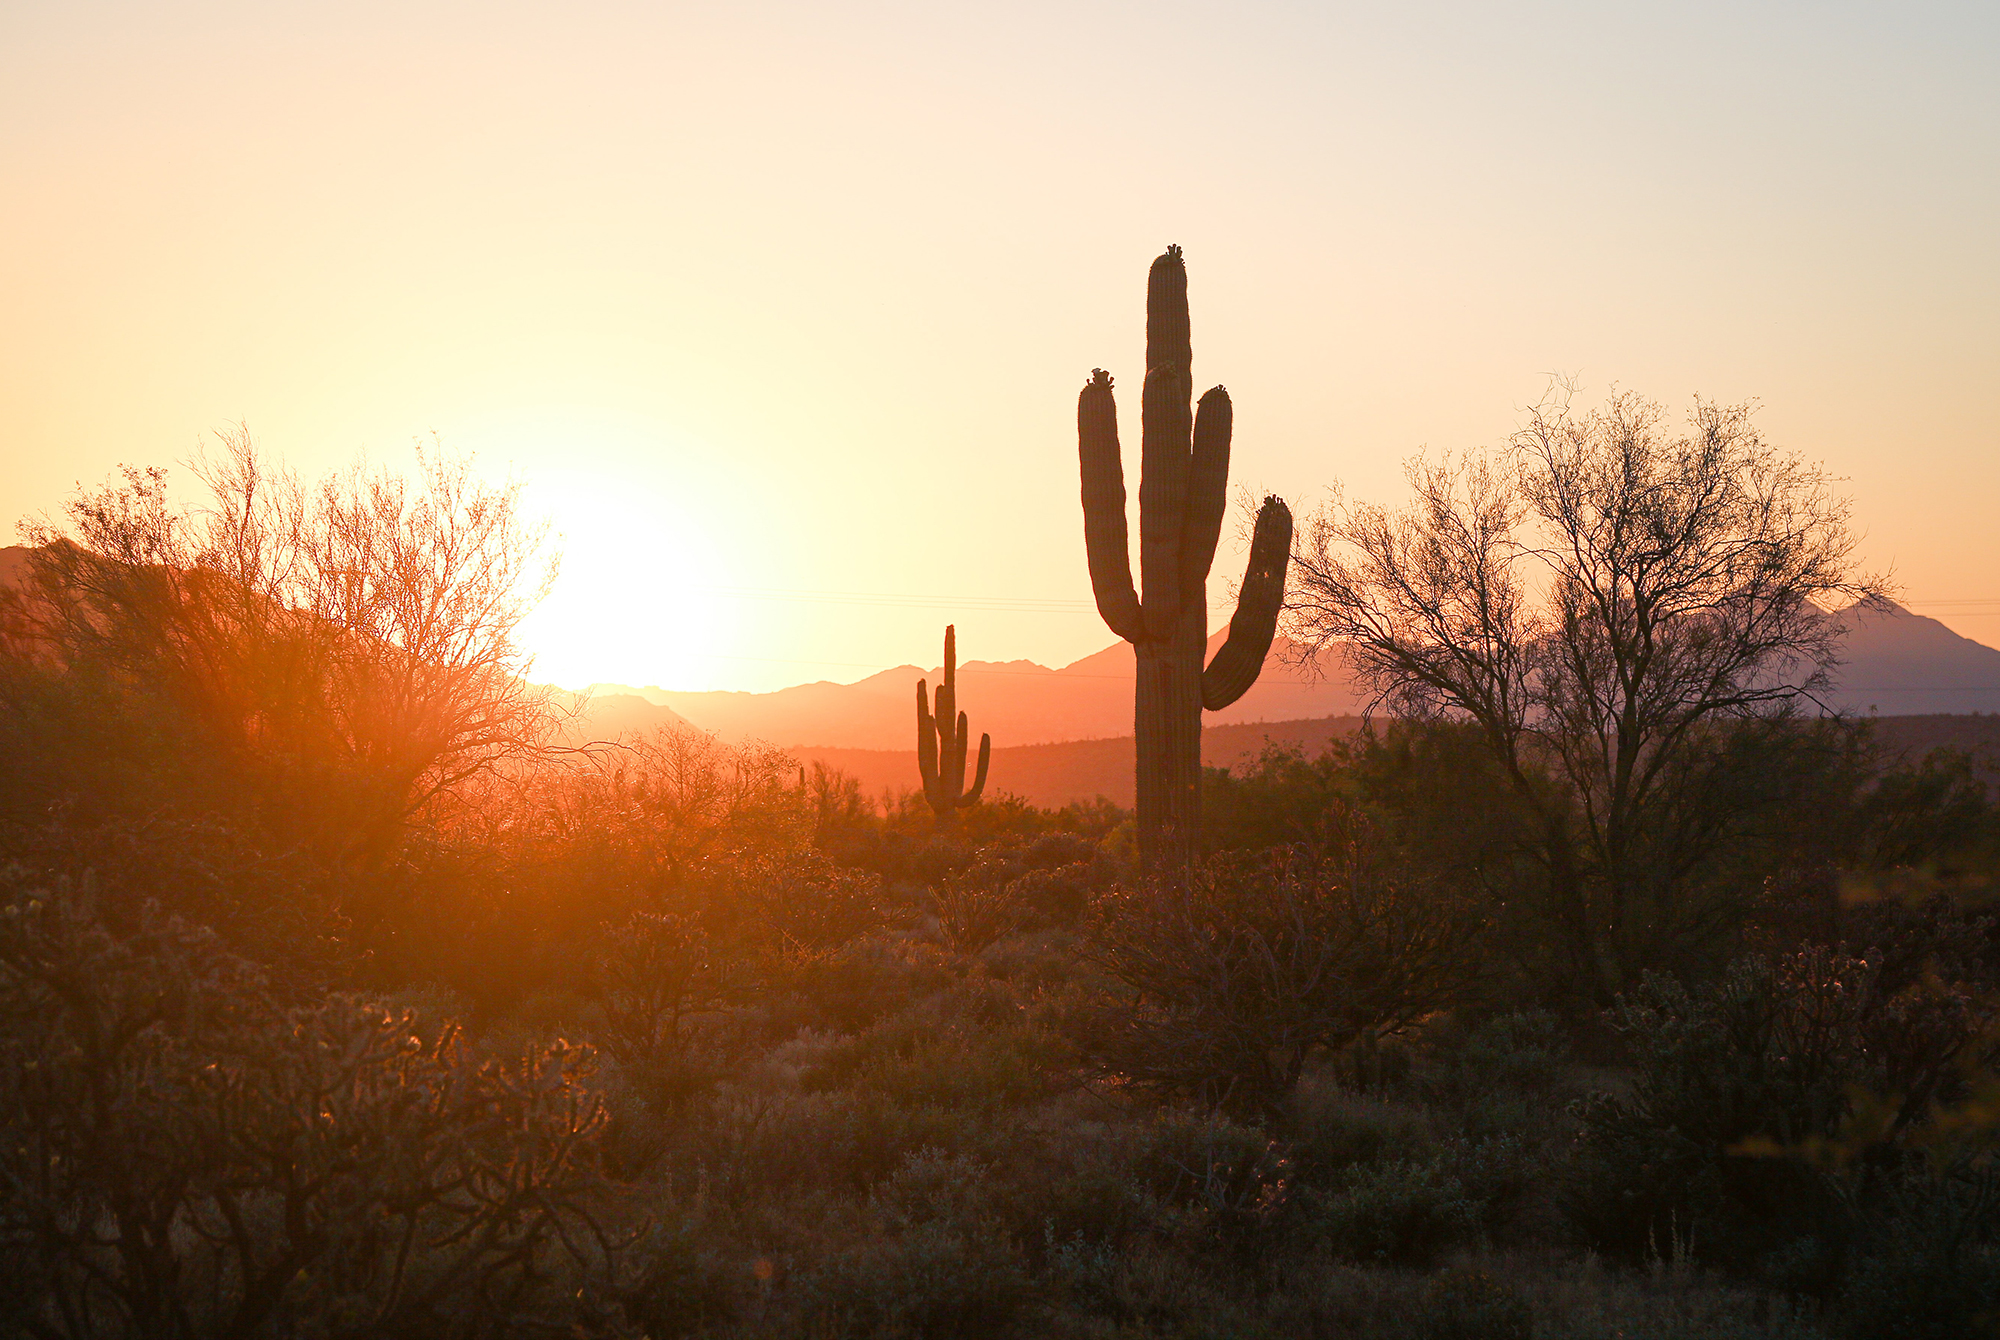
[[1078, 246, 1293, 868], [1134, 612, 1205, 857]]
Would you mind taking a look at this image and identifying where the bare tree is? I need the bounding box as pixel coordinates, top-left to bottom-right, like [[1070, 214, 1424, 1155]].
[[1285, 390, 1889, 1002], [16, 428, 558, 863]]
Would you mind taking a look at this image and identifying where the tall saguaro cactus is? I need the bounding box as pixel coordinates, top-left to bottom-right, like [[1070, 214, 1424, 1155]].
[[1078, 245, 1293, 866], [916, 624, 991, 827]]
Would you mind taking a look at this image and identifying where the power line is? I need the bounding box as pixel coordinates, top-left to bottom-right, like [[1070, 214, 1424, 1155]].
[[667, 650, 1138, 681], [1845, 686, 2000, 693], [697, 585, 1096, 614], [691, 586, 2000, 615]]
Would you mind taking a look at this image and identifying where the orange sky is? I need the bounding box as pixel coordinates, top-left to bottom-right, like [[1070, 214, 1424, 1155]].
[[4, 1, 1996, 692]]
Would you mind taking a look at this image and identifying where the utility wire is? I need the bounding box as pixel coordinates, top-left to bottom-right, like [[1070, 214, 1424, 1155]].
[[646, 587, 2000, 686], [693, 585, 2000, 615], [698, 585, 1095, 614]]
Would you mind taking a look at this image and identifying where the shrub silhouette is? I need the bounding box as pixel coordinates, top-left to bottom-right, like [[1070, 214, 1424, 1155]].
[[1077, 819, 1480, 1119], [0, 869, 622, 1338]]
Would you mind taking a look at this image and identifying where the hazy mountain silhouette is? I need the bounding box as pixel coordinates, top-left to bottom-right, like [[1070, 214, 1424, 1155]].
[[591, 605, 2000, 750], [5, 546, 1995, 749], [556, 691, 696, 742], [1826, 601, 2000, 716], [589, 632, 1367, 750]]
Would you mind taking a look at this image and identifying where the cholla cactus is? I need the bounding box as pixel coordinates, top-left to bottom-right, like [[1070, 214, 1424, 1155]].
[[916, 624, 990, 827], [1078, 245, 1292, 865]]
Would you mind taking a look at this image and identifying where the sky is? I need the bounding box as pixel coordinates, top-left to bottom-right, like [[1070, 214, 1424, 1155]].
[[4, 0, 1996, 693]]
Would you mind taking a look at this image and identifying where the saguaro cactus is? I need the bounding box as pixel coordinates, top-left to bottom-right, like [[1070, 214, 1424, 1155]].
[[1078, 245, 1293, 866], [916, 624, 991, 827]]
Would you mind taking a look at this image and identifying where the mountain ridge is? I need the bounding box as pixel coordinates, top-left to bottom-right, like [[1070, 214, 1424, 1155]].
[[6, 545, 1995, 752], [583, 603, 2000, 751]]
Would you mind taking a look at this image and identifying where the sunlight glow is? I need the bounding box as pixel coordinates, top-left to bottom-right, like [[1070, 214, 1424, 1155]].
[[482, 411, 739, 693]]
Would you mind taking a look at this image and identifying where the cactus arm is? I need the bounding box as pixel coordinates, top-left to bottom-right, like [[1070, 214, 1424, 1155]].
[[1079, 371, 1144, 642], [916, 678, 944, 807], [1201, 495, 1294, 711], [1140, 246, 1193, 639], [1181, 385, 1233, 598], [962, 733, 990, 805]]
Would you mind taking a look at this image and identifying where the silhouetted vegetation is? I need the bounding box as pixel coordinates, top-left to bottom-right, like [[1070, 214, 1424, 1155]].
[[7, 434, 2000, 1337], [914, 625, 990, 828], [1286, 390, 1893, 1007], [1077, 245, 1292, 866]]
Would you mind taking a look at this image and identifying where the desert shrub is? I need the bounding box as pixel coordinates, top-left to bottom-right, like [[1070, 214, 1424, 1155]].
[[1093, 1238, 1265, 1335], [1301, 1157, 1482, 1268], [797, 1150, 1032, 1338], [1413, 1267, 1534, 1340], [828, 794, 1121, 888], [798, 1214, 1029, 1339], [929, 834, 1117, 953], [1201, 743, 1353, 857], [614, 1219, 745, 1340], [0, 812, 350, 978], [1135, 1110, 1291, 1218], [1079, 831, 1481, 1118], [1329, 1029, 1415, 1094], [660, 1087, 978, 1199], [8, 441, 557, 901], [591, 907, 752, 1105], [1839, 886, 2000, 996], [1849, 744, 1998, 874], [1417, 1008, 1578, 1143], [1835, 1168, 2000, 1340], [0, 870, 621, 1339], [1518, 1252, 1830, 1340], [1565, 953, 1864, 1268], [1568, 946, 2000, 1305], [1041, 1222, 1124, 1311], [930, 863, 1031, 955], [724, 848, 892, 971], [976, 1114, 1164, 1260], [1285, 1085, 1439, 1181], [782, 933, 958, 1035], [1434, 1132, 1539, 1233], [803, 1004, 1073, 1115], [1422, 1009, 1572, 1105]]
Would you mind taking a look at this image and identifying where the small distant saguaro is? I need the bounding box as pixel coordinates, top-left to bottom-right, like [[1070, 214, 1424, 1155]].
[[1078, 245, 1292, 867], [916, 624, 990, 828]]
